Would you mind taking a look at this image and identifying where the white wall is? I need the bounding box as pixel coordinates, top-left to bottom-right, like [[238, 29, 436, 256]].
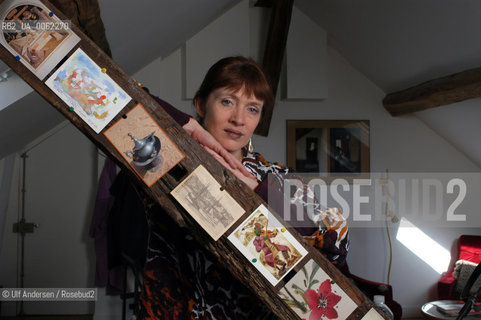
[[0, 124, 97, 316], [133, 2, 481, 317], [0, 73, 33, 113]]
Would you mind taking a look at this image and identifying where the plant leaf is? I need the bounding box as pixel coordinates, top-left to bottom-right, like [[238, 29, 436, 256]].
[[309, 262, 320, 286], [301, 266, 308, 283], [308, 279, 319, 290], [284, 300, 308, 313], [291, 284, 305, 292]]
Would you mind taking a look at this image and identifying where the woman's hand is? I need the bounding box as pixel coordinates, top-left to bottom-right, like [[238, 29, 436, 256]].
[[182, 118, 257, 183], [203, 145, 259, 190]]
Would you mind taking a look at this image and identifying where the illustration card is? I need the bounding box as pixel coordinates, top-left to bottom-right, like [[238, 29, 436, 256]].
[[46, 48, 131, 133], [0, 0, 80, 79], [104, 103, 184, 186], [361, 308, 385, 320], [278, 259, 357, 320], [171, 165, 245, 241], [228, 204, 308, 286]]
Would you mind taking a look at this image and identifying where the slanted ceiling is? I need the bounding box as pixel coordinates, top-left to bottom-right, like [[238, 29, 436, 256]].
[[1, 0, 481, 168], [294, 0, 481, 168]]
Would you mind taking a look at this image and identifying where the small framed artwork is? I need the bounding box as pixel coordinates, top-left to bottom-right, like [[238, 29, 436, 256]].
[[228, 204, 308, 286], [104, 103, 184, 187], [278, 259, 357, 320], [171, 165, 245, 241], [287, 120, 370, 179], [46, 48, 131, 133], [0, 0, 80, 80]]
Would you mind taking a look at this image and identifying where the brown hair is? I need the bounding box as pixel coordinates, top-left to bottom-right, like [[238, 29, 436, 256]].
[[194, 56, 273, 118]]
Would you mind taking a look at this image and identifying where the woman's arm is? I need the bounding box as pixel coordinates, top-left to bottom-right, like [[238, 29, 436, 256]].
[[183, 119, 256, 182]]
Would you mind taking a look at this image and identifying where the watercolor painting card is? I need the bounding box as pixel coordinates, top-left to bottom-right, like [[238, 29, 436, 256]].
[[228, 204, 308, 286], [278, 259, 357, 320], [171, 165, 245, 241], [0, 0, 80, 79], [46, 48, 131, 133], [104, 103, 184, 186]]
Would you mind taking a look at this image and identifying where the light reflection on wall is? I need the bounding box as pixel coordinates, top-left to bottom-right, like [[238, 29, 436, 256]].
[[396, 217, 451, 274]]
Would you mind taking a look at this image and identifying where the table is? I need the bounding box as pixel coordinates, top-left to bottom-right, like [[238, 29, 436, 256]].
[[422, 300, 481, 320]]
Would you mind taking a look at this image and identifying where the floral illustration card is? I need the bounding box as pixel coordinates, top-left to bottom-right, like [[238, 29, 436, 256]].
[[228, 204, 308, 286], [278, 259, 357, 320], [46, 48, 131, 133]]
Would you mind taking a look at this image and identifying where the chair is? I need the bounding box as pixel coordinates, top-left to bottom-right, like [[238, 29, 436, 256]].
[[339, 263, 402, 320], [438, 235, 481, 300], [120, 252, 143, 320]]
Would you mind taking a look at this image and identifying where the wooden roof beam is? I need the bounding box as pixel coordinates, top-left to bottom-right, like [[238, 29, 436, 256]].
[[50, 0, 112, 57], [255, 0, 294, 136], [383, 66, 481, 116]]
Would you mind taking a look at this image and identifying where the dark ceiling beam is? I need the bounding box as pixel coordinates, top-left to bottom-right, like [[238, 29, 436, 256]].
[[254, 0, 273, 8], [49, 0, 111, 57], [383, 66, 481, 116], [255, 0, 294, 136]]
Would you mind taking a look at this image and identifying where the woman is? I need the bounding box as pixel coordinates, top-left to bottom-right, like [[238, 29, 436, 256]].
[[139, 56, 348, 319]]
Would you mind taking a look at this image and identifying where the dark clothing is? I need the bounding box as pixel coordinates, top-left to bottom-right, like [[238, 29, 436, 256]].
[[89, 158, 124, 294], [146, 87, 191, 127], [107, 171, 149, 271], [140, 204, 277, 320]]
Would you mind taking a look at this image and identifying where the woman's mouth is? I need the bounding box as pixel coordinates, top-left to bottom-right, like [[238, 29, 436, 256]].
[[224, 129, 243, 139]]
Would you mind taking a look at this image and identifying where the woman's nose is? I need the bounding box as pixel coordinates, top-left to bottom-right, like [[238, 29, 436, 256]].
[[229, 107, 245, 125]]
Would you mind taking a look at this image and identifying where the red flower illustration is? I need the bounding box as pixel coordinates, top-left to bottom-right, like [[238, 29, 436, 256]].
[[305, 279, 342, 320]]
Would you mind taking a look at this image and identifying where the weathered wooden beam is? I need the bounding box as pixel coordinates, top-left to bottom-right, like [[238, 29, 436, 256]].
[[49, 0, 112, 57], [0, 1, 383, 318], [383, 66, 481, 116], [255, 0, 293, 136]]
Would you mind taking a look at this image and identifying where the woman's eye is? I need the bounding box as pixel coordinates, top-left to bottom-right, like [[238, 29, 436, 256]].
[[222, 99, 232, 106], [248, 106, 260, 114]]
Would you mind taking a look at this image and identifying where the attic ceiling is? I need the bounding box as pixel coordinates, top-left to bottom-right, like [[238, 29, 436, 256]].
[[101, 0, 241, 75], [294, 0, 481, 168], [1, 0, 481, 167], [295, 0, 481, 94]]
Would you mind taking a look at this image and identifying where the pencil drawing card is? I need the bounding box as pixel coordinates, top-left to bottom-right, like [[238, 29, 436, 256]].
[[104, 103, 184, 187], [228, 204, 308, 286], [278, 259, 357, 320], [46, 48, 131, 133], [0, 0, 80, 79], [170, 165, 245, 241]]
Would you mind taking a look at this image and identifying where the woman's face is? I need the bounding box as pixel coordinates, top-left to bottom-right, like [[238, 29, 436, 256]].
[[196, 86, 263, 159]]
